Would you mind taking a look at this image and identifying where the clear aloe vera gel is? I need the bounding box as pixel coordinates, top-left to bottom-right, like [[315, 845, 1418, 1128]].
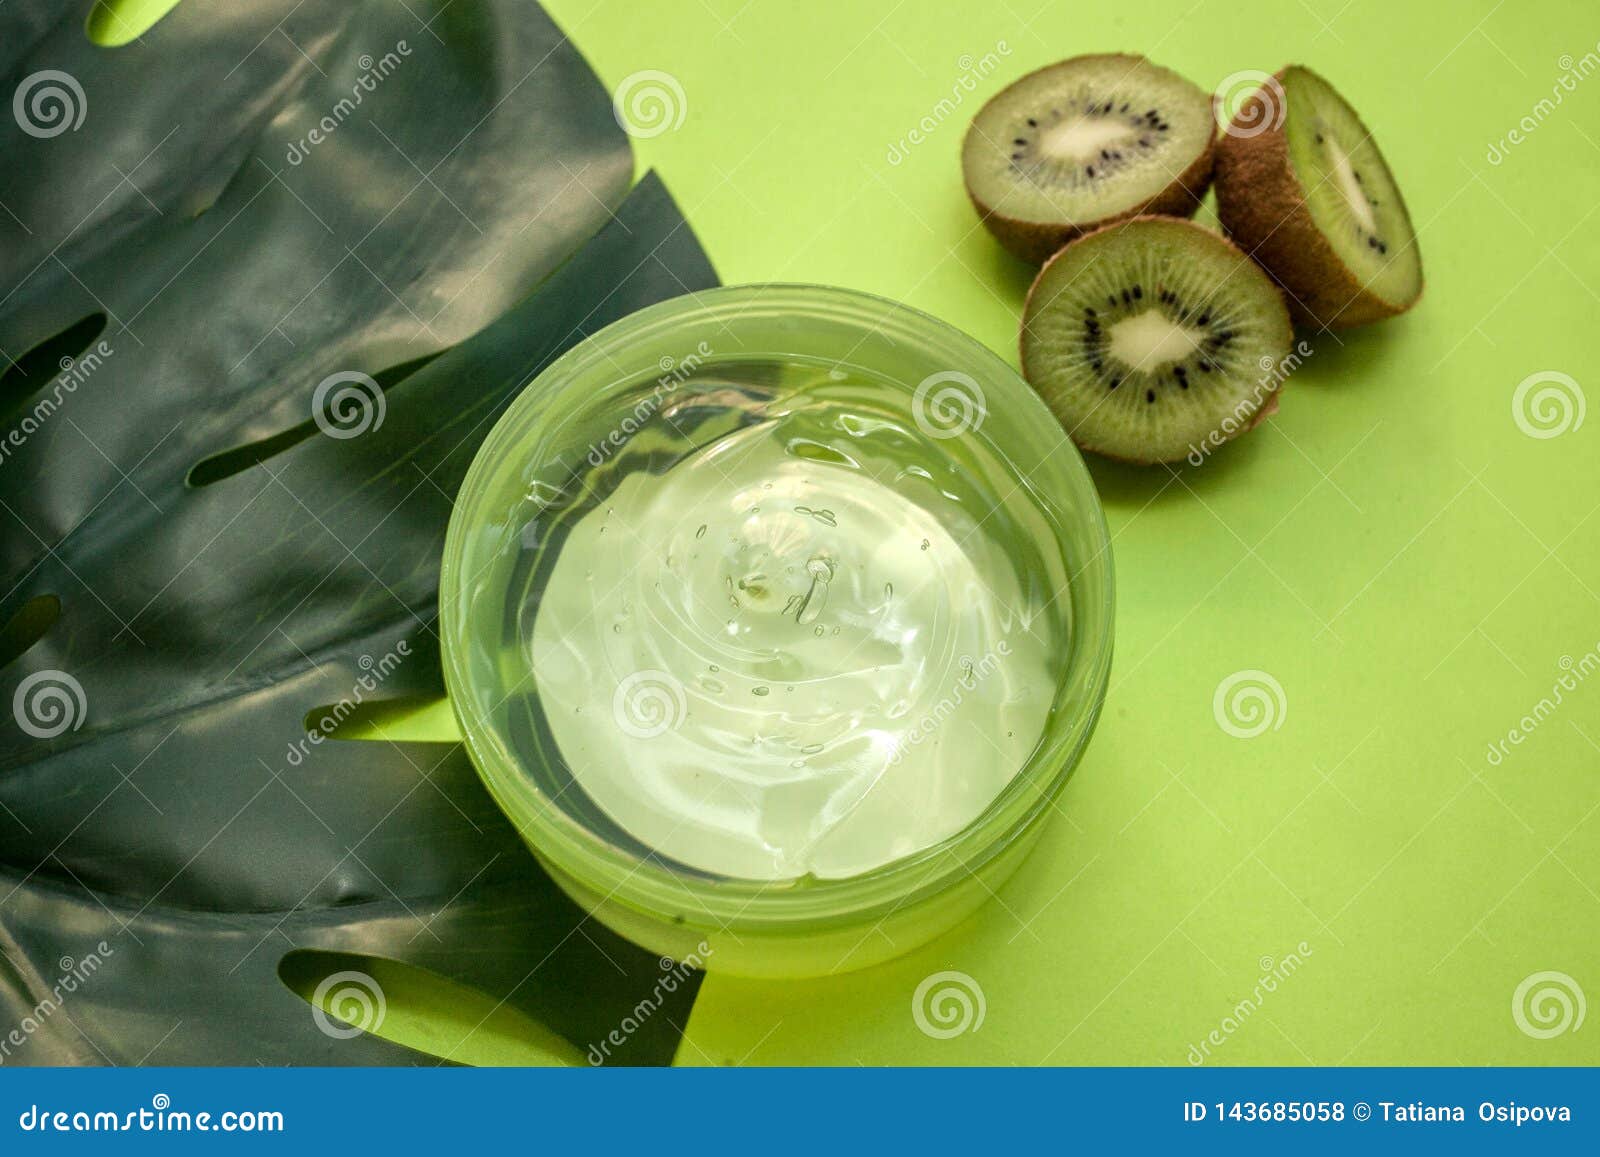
[[443, 286, 1114, 977], [533, 359, 1057, 881]]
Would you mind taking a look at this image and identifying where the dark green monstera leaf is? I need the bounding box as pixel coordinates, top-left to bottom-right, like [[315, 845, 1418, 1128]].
[[0, 0, 719, 1064]]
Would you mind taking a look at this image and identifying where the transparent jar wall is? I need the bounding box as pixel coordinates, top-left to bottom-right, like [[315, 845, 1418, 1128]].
[[536, 815, 1055, 978], [443, 286, 1113, 977]]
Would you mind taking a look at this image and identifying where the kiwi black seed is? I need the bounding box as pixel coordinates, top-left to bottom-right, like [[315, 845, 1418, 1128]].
[[1215, 66, 1422, 329], [1020, 216, 1294, 464], [963, 54, 1217, 264]]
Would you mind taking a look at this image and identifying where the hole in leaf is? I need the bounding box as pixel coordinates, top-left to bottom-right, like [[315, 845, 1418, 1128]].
[[185, 351, 443, 488], [301, 695, 457, 742], [0, 594, 61, 671], [185, 423, 310, 488], [278, 950, 584, 1066], [0, 314, 108, 426], [85, 0, 187, 46]]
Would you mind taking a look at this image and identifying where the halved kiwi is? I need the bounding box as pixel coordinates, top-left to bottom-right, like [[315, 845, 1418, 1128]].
[[963, 54, 1216, 264], [1021, 216, 1293, 464], [1215, 66, 1422, 328]]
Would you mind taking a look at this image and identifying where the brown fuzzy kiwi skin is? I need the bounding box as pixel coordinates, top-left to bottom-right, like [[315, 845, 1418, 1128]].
[[964, 55, 1217, 266], [1213, 67, 1422, 329], [1018, 215, 1294, 466]]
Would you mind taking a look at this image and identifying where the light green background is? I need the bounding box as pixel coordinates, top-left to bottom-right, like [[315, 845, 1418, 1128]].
[[526, 0, 1600, 1066], [340, 0, 1597, 1064]]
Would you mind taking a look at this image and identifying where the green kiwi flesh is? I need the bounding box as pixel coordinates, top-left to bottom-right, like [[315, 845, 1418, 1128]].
[[963, 55, 1216, 263], [1021, 217, 1294, 464]]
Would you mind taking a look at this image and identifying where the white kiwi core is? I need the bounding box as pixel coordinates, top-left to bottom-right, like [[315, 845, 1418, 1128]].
[[1040, 116, 1139, 162], [1108, 309, 1205, 370]]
